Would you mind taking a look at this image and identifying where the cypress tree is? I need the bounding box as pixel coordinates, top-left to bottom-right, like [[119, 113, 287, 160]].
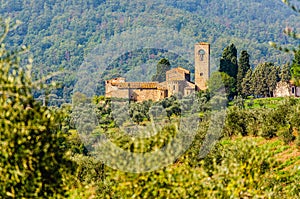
[[152, 58, 171, 82], [280, 62, 291, 83], [241, 69, 253, 98], [251, 62, 280, 98], [219, 43, 238, 79], [237, 50, 250, 96]]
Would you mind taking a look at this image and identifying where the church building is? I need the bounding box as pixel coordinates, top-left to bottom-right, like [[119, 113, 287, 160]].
[[105, 42, 210, 102]]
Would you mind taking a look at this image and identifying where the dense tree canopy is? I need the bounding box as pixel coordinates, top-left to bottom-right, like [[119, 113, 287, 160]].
[[251, 62, 280, 98], [280, 62, 291, 83], [0, 0, 297, 102]]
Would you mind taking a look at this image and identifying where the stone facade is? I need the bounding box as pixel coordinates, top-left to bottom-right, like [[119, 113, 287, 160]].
[[195, 42, 210, 91], [105, 42, 210, 102], [274, 81, 300, 97], [105, 79, 166, 102]]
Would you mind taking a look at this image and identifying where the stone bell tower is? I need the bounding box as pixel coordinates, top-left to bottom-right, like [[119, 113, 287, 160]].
[[194, 42, 210, 91]]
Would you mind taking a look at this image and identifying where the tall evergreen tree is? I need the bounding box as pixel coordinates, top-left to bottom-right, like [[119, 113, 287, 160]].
[[219, 43, 238, 79], [241, 69, 253, 98], [291, 49, 300, 86], [280, 62, 291, 83], [237, 50, 250, 96], [152, 58, 171, 82], [236, 50, 250, 95], [251, 62, 280, 98]]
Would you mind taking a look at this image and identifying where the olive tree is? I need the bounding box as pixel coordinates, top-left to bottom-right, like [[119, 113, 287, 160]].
[[0, 19, 74, 198]]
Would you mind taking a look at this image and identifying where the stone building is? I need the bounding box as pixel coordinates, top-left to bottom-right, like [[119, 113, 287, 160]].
[[274, 81, 300, 97], [105, 42, 210, 102]]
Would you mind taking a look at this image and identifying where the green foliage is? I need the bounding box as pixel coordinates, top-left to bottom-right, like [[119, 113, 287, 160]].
[[201, 140, 277, 198], [237, 50, 250, 95], [208, 71, 235, 99], [72, 154, 104, 185], [291, 48, 300, 86], [106, 124, 177, 154], [296, 133, 300, 148], [98, 137, 300, 198], [251, 62, 280, 97], [0, 19, 74, 198], [224, 97, 300, 142], [151, 58, 171, 82], [270, 0, 300, 52], [66, 129, 89, 156], [278, 125, 295, 144], [219, 43, 238, 79], [224, 106, 248, 136], [103, 164, 205, 199], [129, 100, 152, 123], [66, 93, 300, 198], [241, 69, 253, 97], [280, 62, 292, 83], [0, 0, 297, 100]]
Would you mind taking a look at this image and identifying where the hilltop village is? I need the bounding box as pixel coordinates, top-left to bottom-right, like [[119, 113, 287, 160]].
[[105, 42, 210, 102]]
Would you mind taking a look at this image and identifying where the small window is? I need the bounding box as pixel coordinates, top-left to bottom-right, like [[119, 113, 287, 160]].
[[200, 73, 204, 76], [198, 49, 205, 61], [292, 87, 295, 94], [173, 85, 176, 90], [200, 54, 204, 61]]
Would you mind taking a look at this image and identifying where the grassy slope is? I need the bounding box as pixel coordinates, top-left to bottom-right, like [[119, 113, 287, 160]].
[[67, 136, 300, 198], [226, 136, 300, 172]]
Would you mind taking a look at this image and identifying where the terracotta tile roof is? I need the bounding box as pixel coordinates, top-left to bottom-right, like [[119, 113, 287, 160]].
[[198, 42, 209, 45], [166, 67, 190, 74], [112, 82, 159, 89]]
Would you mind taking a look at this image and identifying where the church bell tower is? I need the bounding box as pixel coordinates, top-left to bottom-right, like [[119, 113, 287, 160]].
[[194, 42, 210, 91]]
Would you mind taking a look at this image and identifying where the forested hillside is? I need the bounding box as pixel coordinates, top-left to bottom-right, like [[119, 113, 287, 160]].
[[0, 0, 299, 103]]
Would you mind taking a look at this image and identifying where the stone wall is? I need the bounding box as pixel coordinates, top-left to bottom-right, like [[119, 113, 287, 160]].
[[274, 81, 300, 97], [106, 80, 167, 102], [106, 88, 129, 99], [274, 81, 290, 97], [130, 88, 166, 102], [195, 42, 210, 91], [166, 67, 190, 82], [167, 80, 195, 97]]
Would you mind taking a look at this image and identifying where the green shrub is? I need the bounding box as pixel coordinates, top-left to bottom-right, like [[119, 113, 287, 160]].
[[98, 138, 300, 198], [200, 140, 279, 198], [0, 19, 74, 198], [224, 106, 248, 136], [278, 126, 295, 144], [261, 124, 277, 139], [296, 134, 300, 148]]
